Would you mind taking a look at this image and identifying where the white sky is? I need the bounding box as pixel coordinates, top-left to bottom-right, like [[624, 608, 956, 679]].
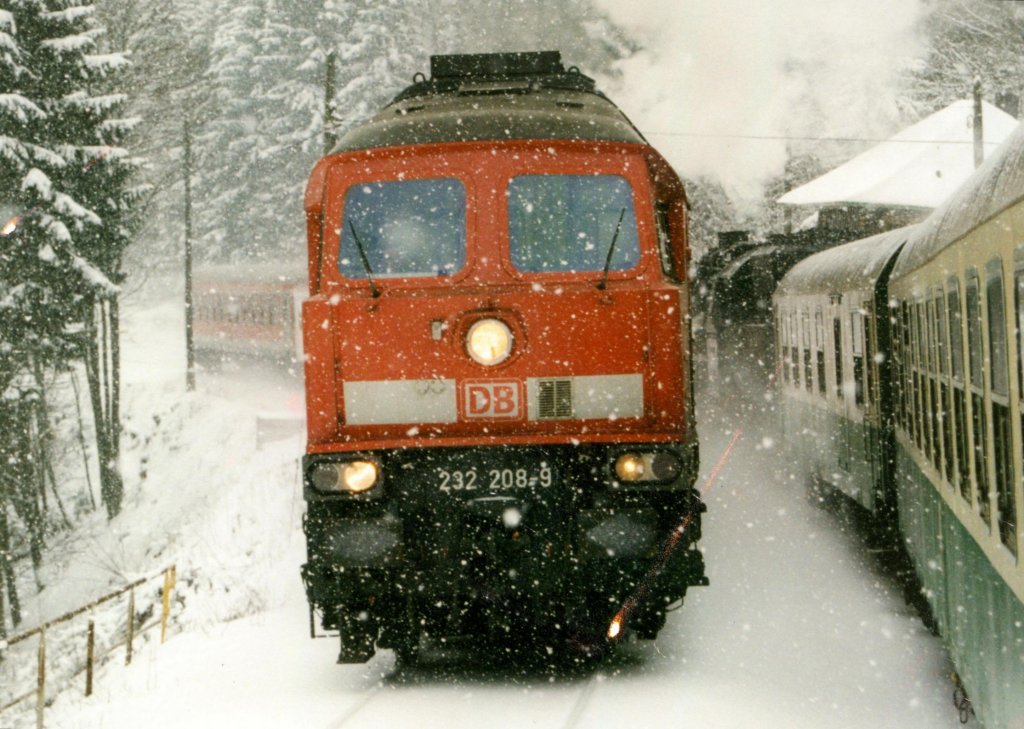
[[592, 0, 925, 205]]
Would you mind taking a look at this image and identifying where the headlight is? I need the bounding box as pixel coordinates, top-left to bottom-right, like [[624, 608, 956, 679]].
[[341, 461, 378, 492], [613, 451, 684, 484], [615, 453, 646, 481], [650, 452, 683, 481], [309, 460, 379, 493], [467, 318, 513, 366]]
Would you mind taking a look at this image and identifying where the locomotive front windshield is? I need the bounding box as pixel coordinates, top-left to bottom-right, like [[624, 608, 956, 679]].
[[508, 174, 640, 274], [339, 178, 466, 278]]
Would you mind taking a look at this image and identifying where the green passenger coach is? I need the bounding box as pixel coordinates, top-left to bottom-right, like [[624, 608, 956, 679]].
[[775, 123, 1024, 728]]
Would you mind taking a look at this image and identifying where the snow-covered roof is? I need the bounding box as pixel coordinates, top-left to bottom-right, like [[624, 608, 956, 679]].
[[778, 100, 1020, 209], [892, 121, 1024, 279], [775, 226, 913, 298]]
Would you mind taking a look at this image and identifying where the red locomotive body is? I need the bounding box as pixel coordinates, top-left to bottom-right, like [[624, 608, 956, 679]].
[[301, 52, 705, 663]]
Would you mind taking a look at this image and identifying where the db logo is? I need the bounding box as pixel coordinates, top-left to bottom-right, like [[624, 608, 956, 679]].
[[462, 380, 523, 419]]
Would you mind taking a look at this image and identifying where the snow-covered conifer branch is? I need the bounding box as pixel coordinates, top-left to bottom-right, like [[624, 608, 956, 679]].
[[0, 93, 45, 123]]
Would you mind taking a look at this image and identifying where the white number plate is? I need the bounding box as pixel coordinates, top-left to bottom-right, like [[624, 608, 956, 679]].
[[436, 464, 554, 493]]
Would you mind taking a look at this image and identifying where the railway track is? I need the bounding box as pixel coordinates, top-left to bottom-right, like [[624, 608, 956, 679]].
[[325, 656, 603, 729], [324, 682, 387, 729]]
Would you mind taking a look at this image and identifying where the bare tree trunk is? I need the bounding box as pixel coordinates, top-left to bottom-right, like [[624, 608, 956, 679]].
[[0, 397, 43, 588], [84, 297, 124, 519], [12, 401, 45, 573], [108, 297, 123, 514], [0, 499, 21, 634], [70, 370, 97, 511]]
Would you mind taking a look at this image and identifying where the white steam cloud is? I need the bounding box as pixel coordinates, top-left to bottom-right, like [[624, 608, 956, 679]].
[[593, 0, 924, 205]]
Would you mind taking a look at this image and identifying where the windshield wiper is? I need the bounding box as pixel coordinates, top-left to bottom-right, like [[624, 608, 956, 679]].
[[597, 207, 627, 290], [347, 220, 380, 298]]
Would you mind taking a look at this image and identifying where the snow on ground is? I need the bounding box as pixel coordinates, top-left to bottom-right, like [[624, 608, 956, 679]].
[[5, 279, 965, 728]]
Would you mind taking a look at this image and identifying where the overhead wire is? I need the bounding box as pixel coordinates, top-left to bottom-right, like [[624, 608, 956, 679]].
[[640, 130, 994, 145]]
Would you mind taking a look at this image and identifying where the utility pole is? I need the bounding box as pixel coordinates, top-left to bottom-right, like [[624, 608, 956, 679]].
[[324, 50, 337, 155], [184, 114, 195, 391]]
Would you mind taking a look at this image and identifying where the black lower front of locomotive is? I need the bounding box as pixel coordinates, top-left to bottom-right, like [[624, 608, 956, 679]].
[[300, 443, 706, 663]]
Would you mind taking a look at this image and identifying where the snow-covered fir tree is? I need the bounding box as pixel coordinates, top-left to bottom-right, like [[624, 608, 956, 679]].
[[1, 0, 137, 597], [92, 0, 210, 270], [1, 0, 135, 384], [192, 0, 630, 263]]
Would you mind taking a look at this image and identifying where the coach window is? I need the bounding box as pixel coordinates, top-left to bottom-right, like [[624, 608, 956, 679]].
[[1011, 263, 1024, 555], [815, 308, 826, 396], [851, 310, 865, 407], [947, 280, 970, 501], [508, 174, 639, 274], [933, 290, 954, 483], [986, 261, 1016, 554], [926, 298, 940, 469], [966, 270, 991, 526], [897, 302, 909, 433], [921, 300, 936, 464], [935, 290, 953, 484], [905, 302, 915, 439], [913, 302, 926, 450], [833, 316, 843, 400], [339, 178, 466, 279], [864, 304, 876, 413], [226, 296, 240, 324], [891, 303, 904, 428], [905, 302, 915, 430], [790, 311, 800, 388], [802, 309, 812, 392], [780, 311, 790, 385]]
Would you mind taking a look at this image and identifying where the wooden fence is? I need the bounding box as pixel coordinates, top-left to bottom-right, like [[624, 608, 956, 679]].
[[0, 565, 177, 728]]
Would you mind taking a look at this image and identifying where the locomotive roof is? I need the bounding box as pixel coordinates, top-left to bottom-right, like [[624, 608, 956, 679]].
[[775, 226, 913, 298], [891, 120, 1024, 278], [331, 51, 647, 153]]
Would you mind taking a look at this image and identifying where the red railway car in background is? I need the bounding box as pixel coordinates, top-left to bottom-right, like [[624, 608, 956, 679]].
[[193, 263, 304, 365], [300, 51, 706, 663]]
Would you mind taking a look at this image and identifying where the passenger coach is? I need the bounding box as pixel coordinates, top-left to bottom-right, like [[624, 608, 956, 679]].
[[888, 124, 1024, 729], [300, 52, 706, 664], [776, 123, 1024, 728], [774, 227, 909, 524]]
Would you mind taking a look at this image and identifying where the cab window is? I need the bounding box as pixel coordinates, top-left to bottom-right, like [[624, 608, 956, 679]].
[[339, 178, 466, 279], [508, 174, 640, 273]]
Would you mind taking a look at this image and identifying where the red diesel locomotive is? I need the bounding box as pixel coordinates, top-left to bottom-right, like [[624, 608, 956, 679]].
[[300, 52, 706, 663]]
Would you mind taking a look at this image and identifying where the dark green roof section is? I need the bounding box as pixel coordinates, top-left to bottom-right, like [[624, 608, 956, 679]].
[[331, 52, 647, 153]]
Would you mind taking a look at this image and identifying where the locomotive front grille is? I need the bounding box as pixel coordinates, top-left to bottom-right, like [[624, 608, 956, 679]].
[[537, 378, 573, 419]]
